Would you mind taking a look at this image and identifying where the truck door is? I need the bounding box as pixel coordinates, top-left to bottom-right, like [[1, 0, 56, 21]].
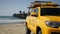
[[30, 8, 38, 32]]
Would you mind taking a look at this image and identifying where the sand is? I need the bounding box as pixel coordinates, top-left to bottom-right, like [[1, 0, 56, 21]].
[[0, 23, 26, 34]]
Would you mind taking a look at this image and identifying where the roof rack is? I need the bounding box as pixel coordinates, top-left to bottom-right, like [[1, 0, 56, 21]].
[[31, 1, 52, 4], [27, 1, 60, 8]]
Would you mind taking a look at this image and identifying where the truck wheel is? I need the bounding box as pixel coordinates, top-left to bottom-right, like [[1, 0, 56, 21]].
[[25, 23, 31, 34], [37, 30, 42, 34], [26, 28, 31, 34], [37, 27, 42, 34]]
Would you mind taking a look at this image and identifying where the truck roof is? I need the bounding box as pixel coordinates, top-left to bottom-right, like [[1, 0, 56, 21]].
[[28, 1, 60, 8], [31, 1, 52, 4]]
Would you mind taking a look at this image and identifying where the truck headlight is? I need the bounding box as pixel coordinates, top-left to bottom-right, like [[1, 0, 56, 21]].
[[45, 21, 60, 28]]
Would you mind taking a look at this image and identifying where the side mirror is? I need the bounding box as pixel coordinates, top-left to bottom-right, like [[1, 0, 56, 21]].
[[31, 12, 38, 17]]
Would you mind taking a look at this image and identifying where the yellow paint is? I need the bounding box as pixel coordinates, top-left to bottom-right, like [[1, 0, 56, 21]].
[[26, 1, 60, 34]]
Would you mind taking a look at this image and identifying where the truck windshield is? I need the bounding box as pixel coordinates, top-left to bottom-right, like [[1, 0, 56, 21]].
[[41, 8, 60, 16]]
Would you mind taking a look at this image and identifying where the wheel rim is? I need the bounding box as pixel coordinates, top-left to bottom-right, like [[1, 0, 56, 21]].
[[38, 31, 42, 34]]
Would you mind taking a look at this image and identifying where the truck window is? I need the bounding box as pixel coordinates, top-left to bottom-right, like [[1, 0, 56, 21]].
[[31, 8, 38, 17], [41, 8, 60, 16], [27, 8, 34, 16], [34, 9, 38, 15]]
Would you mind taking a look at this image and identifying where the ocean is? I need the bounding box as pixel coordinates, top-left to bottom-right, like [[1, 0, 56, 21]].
[[0, 16, 26, 24]]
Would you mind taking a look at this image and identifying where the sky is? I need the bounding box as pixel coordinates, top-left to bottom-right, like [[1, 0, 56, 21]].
[[0, 0, 60, 16]]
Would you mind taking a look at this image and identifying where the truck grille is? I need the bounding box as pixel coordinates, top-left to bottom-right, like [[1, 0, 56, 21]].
[[51, 32, 60, 34]]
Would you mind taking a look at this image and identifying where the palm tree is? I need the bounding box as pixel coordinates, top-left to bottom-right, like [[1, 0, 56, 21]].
[[19, 10, 21, 14]]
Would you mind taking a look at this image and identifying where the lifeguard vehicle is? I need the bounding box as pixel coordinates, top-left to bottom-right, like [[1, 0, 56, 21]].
[[26, 1, 60, 34]]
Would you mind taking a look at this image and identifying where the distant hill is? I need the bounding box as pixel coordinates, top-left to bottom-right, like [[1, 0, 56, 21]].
[[13, 11, 27, 19]]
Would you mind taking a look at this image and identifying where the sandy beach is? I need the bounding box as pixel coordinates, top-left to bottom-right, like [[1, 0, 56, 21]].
[[0, 23, 26, 34]]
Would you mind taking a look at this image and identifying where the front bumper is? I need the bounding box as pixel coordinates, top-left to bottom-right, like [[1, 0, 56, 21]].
[[48, 27, 60, 34], [51, 32, 60, 34]]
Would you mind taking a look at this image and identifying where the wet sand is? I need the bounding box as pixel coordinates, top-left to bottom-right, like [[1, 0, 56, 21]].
[[0, 23, 26, 34]]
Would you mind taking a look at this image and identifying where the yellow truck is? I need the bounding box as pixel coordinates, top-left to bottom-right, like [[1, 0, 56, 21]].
[[26, 1, 60, 34]]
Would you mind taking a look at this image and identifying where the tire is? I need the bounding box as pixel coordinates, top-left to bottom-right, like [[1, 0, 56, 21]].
[[37, 28, 42, 34], [26, 28, 31, 34], [37, 31, 42, 34], [25, 23, 31, 34]]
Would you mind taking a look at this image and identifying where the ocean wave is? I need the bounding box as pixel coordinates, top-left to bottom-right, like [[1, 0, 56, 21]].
[[0, 19, 26, 23]]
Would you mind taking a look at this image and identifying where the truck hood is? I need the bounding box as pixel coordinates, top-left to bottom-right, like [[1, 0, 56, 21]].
[[44, 16, 60, 22]]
